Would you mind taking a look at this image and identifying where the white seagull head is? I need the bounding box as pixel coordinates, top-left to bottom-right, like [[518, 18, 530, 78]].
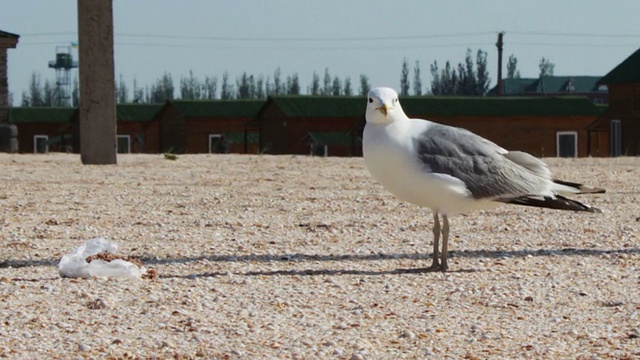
[[365, 87, 406, 125]]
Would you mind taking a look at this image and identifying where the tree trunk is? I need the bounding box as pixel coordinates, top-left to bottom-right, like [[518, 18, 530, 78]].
[[77, 0, 117, 164]]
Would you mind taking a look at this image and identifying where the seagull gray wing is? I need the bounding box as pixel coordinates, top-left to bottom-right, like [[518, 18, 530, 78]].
[[413, 122, 548, 200]]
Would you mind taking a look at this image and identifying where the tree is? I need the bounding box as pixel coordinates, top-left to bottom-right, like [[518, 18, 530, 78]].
[[331, 76, 342, 96], [255, 76, 265, 99], [413, 61, 422, 96], [430, 49, 490, 96], [430, 61, 441, 95], [539, 57, 555, 77], [203, 76, 218, 99], [287, 73, 301, 95], [460, 49, 477, 95], [148, 72, 174, 103], [475, 49, 490, 95], [180, 70, 202, 100], [221, 71, 234, 99], [322, 68, 331, 95], [72, 76, 79, 106], [272, 68, 284, 95], [116, 74, 129, 103], [132, 78, 144, 103], [343, 77, 353, 96], [23, 73, 44, 106], [400, 58, 410, 96], [359, 74, 370, 96], [43, 79, 55, 106], [236, 72, 254, 99], [308, 72, 320, 95], [506, 54, 520, 79]]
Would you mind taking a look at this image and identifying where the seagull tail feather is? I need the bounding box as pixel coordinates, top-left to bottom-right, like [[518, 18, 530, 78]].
[[503, 195, 603, 213], [552, 179, 606, 195]]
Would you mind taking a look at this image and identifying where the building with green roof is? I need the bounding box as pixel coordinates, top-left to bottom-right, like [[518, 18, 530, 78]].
[[9, 107, 75, 153], [259, 95, 603, 157], [156, 99, 263, 153], [258, 96, 364, 156], [488, 76, 608, 104], [589, 47, 640, 156]]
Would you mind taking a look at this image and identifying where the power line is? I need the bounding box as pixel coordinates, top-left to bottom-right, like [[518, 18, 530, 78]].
[[507, 30, 640, 38]]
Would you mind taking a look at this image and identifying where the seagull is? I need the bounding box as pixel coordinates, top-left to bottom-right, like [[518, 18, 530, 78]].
[[362, 87, 605, 272]]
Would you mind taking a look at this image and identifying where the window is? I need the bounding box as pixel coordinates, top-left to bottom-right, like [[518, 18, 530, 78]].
[[610, 120, 622, 157], [34, 135, 48, 153], [209, 134, 229, 154], [556, 131, 577, 157], [117, 135, 131, 154]]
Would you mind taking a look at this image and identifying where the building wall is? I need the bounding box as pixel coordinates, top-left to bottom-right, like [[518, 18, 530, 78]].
[[0, 49, 8, 123], [424, 115, 598, 157], [16, 122, 73, 153], [259, 105, 290, 154], [288, 117, 359, 156], [592, 83, 640, 156], [185, 117, 256, 154], [159, 106, 186, 153], [117, 121, 159, 153]]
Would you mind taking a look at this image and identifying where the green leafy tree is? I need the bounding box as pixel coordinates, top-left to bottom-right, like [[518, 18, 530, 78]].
[[343, 76, 353, 96], [203, 76, 218, 99], [430, 49, 490, 95], [400, 58, 410, 96], [22, 73, 44, 106], [132, 78, 144, 103], [413, 61, 422, 96], [148, 72, 174, 103], [321, 68, 331, 95], [72, 76, 79, 107], [287, 73, 301, 95], [236, 72, 255, 99], [359, 74, 370, 96], [475, 49, 490, 95], [507, 54, 520, 79], [539, 57, 555, 77], [117, 74, 129, 103], [221, 72, 235, 99], [180, 70, 203, 100], [331, 76, 342, 96], [255, 76, 265, 99], [273, 68, 284, 95], [308, 72, 320, 95]]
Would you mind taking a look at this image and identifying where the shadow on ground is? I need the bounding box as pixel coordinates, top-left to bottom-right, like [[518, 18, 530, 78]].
[[3, 247, 638, 279]]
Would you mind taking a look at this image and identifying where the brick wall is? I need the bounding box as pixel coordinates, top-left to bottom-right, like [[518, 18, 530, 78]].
[[0, 49, 8, 123]]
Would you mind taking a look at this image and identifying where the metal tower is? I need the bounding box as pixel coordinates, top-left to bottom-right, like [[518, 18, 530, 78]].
[[48, 45, 78, 106]]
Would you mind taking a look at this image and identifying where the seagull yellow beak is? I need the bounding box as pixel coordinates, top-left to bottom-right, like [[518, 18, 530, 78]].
[[377, 103, 390, 117]]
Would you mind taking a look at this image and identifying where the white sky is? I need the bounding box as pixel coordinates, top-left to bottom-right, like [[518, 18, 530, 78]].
[[3, 0, 640, 103]]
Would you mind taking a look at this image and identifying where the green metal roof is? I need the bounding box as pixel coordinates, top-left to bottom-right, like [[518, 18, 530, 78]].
[[117, 104, 162, 122], [170, 100, 264, 118], [223, 132, 259, 144], [489, 76, 604, 95], [302, 132, 354, 146], [268, 95, 599, 118], [9, 107, 76, 124], [401, 96, 601, 117], [599, 47, 640, 85], [0, 30, 19, 38], [269, 96, 365, 117]]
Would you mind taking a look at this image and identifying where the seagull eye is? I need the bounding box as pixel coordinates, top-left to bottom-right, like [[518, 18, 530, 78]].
[[368, 98, 373, 103]]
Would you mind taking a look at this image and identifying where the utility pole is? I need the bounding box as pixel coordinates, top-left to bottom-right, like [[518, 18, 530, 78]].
[[496, 32, 504, 96], [77, 0, 117, 164]]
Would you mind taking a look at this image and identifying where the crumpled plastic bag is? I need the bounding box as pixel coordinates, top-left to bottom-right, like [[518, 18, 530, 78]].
[[58, 237, 146, 280]]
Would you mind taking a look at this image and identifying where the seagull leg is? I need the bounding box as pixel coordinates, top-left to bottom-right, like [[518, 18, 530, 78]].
[[428, 212, 441, 271], [440, 215, 450, 272]]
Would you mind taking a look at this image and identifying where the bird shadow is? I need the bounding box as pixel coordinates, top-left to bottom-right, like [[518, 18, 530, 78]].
[[4, 247, 636, 281]]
